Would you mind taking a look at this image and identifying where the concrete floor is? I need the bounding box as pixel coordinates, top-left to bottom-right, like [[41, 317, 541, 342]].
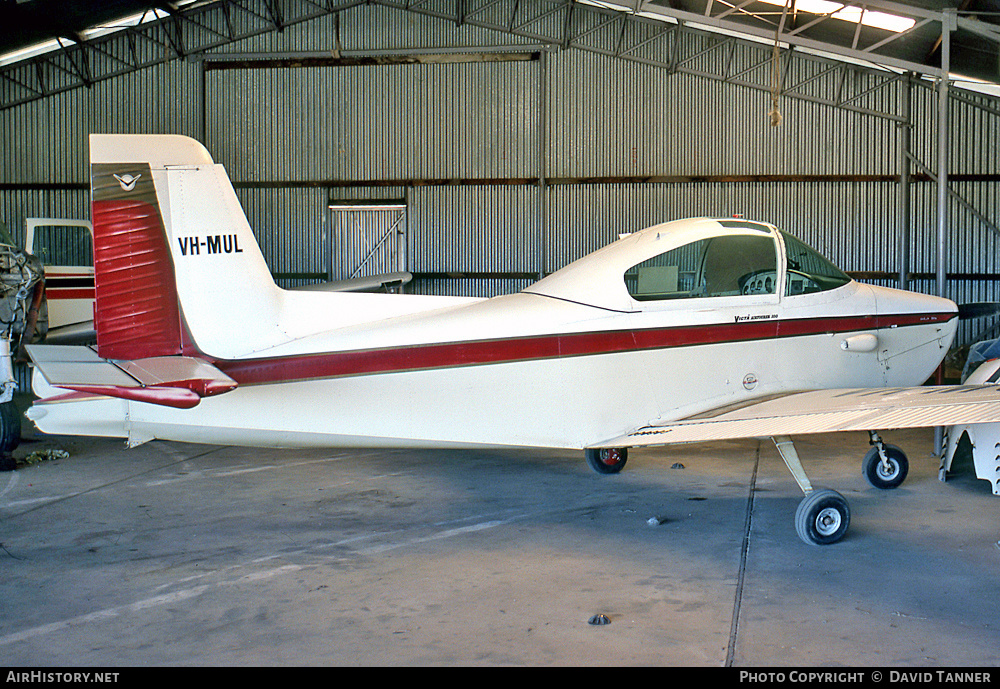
[[2, 410, 1000, 666]]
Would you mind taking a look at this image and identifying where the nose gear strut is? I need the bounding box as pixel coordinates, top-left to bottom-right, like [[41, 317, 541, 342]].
[[863, 431, 909, 490]]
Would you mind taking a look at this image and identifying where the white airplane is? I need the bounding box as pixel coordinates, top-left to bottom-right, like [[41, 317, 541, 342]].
[[22, 217, 97, 345], [23, 134, 1000, 546], [940, 338, 1000, 496]]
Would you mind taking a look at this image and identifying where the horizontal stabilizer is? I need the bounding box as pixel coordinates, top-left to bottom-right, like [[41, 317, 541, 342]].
[[43, 321, 97, 345], [291, 272, 413, 293], [26, 344, 237, 409], [593, 385, 1000, 449]]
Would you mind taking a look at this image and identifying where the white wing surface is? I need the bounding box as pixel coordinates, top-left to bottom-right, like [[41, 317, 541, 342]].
[[593, 385, 1000, 448]]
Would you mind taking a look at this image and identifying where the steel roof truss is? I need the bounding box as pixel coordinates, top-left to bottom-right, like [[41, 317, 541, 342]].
[[512, 0, 570, 32], [0, 69, 43, 99], [616, 21, 675, 57], [837, 70, 900, 106], [716, 0, 765, 22], [674, 31, 733, 69], [567, 10, 623, 44], [465, 0, 513, 22], [861, 16, 934, 54], [638, 0, 946, 77]]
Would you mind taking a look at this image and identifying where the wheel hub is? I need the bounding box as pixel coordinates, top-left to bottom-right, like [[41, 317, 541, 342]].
[[877, 460, 899, 479], [815, 507, 842, 537]]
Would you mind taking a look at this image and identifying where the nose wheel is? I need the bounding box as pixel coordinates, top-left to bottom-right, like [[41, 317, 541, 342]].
[[863, 432, 909, 490]]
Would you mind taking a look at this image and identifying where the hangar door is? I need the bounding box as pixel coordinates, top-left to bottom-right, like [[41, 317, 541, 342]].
[[327, 200, 406, 282]]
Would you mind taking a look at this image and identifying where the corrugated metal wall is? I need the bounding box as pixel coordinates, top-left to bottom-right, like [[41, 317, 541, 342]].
[[546, 180, 903, 269], [207, 60, 540, 181], [548, 48, 900, 178], [1, 0, 999, 351]]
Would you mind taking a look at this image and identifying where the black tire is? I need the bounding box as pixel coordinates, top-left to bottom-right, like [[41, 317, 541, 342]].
[[863, 444, 908, 490], [795, 489, 850, 545], [0, 400, 21, 457], [584, 447, 628, 474]]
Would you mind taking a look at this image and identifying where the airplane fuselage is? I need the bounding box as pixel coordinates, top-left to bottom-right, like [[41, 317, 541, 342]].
[[30, 261, 957, 451], [25, 137, 958, 452]]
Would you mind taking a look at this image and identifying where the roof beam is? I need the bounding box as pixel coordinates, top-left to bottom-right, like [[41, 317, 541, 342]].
[[635, 0, 946, 77]]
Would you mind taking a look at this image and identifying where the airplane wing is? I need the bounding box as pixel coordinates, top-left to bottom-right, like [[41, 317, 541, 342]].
[[593, 385, 1000, 448], [26, 344, 237, 409]]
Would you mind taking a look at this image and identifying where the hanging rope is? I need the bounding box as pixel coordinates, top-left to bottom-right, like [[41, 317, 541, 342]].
[[769, 0, 793, 127]]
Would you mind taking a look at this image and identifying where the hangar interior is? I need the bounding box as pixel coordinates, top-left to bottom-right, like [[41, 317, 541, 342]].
[[2, 0, 1000, 667]]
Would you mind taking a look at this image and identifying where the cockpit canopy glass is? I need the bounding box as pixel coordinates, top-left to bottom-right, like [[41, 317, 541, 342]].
[[623, 226, 852, 302], [779, 230, 852, 296], [624, 233, 778, 301]]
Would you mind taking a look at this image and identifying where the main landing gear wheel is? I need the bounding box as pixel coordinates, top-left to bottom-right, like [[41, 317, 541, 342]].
[[585, 447, 628, 474], [772, 437, 851, 545], [795, 489, 851, 545], [862, 443, 909, 490]]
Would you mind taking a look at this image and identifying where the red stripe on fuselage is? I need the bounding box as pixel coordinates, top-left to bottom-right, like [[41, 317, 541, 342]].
[[43, 275, 95, 300], [213, 312, 955, 386], [46, 289, 95, 300]]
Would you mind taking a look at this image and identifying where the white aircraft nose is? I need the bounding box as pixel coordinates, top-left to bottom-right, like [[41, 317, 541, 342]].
[[869, 284, 958, 386], [871, 283, 958, 319]]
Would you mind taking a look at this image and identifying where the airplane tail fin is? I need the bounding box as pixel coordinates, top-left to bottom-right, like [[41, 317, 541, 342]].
[[23, 135, 260, 410], [32, 134, 477, 413], [91, 144, 186, 360], [89, 134, 284, 361]]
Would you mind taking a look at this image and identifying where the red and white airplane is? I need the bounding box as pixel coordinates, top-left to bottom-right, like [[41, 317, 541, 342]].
[[23, 217, 96, 344], [23, 134, 1000, 545]]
